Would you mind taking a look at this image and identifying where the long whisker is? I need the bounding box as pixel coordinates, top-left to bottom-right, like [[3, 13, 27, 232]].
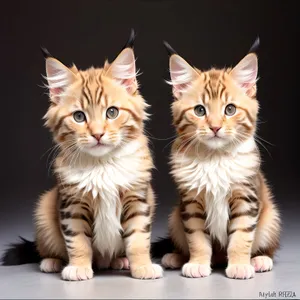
[[173, 132, 198, 159], [254, 134, 275, 146], [162, 131, 194, 152], [144, 128, 178, 141], [236, 132, 273, 159]]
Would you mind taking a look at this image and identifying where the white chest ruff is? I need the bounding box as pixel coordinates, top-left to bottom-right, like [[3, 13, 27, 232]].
[[174, 139, 258, 246], [58, 141, 143, 257]]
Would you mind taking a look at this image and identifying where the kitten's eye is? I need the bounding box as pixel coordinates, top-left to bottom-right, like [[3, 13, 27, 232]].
[[194, 105, 206, 117], [73, 111, 86, 123], [106, 106, 119, 119], [225, 104, 236, 116]]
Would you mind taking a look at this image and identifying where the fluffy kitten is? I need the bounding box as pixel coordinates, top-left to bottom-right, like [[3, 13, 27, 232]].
[[2, 31, 163, 281], [152, 40, 281, 280]]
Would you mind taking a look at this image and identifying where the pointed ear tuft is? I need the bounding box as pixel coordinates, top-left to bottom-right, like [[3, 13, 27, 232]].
[[121, 28, 136, 50], [106, 48, 138, 94], [163, 41, 178, 57], [248, 37, 260, 54], [230, 53, 258, 97], [45, 58, 77, 102], [40, 47, 52, 59], [168, 54, 199, 98]]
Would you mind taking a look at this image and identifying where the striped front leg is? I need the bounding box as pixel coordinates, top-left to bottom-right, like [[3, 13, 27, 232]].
[[121, 186, 163, 279], [180, 192, 212, 278], [59, 196, 94, 281], [226, 191, 259, 279]]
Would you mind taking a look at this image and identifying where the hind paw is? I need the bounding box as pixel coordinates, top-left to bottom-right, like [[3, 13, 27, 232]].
[[111, 257, 130, 270], [251, 256, 273, 272], [40, 258, 63, 273], [162, 253, 185, 269]]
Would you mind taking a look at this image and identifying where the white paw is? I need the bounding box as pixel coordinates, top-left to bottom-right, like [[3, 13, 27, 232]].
[[111, 257, 130, 270], [226, 264, 255, 279], [61, 265, 93, 281], [251, 256, 273, 272], [40, 258, 63, 273], [162, 253, 184, 269], [182, 263, 211, 278], [131, 263, 163, 280]]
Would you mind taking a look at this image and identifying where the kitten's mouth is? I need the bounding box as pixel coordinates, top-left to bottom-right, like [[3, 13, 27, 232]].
[[91, 142, 109, 148], [209, 135, 221, 140]]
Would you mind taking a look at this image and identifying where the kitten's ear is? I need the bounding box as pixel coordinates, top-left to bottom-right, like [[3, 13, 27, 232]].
[[42, 48, 77, 103], [230, 53, 258, 97], [164, 42, 199, 98], [70, 64, 79, 73], [106, 29, 138, 94]]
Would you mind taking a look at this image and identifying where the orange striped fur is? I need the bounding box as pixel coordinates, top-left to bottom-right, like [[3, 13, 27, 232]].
[[161, 47, 281, 279], [35, 36, 163, 281]]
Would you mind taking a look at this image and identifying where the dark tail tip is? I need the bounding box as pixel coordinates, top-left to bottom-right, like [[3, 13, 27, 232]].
[[163, 41, 177, 57], [122, 28, 136, 50], [1, 237, 40, 266], [151, 236, 175, 259], [248, 37, 260, 54], [40, 47, 52, 59]]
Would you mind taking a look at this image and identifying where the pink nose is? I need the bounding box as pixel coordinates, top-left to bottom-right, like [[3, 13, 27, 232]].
[[210, 127, 221, 134], [92, 133, 104, 141]]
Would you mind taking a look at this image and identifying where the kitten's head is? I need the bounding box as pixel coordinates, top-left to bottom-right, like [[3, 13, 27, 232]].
[[166, 40, 259, 150], [43, 30, 148, 157]]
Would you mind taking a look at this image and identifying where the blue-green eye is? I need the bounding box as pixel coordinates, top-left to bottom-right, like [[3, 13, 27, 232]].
[[106, 106, 119, 119], [194, 105, 206, 117], [73, 111, 86, 123], [225, 104, 236, 116]]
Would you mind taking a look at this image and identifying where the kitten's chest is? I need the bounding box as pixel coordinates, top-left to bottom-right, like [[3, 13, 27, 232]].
[[176, 148, 258, 196], [60, 155, 141, 199]]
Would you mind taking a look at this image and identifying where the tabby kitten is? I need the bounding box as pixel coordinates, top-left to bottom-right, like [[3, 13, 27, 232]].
[[3, 31, 163, 281], [156, 40, 281, 279]]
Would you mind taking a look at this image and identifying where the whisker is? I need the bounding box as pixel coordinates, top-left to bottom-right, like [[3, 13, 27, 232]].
[[255, 134, 275, 146], [236, 132, 273, 159], [162, 131, 194, 152]]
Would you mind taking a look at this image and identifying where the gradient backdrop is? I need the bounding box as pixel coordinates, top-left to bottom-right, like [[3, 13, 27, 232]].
[[0, 1, 298, 252]]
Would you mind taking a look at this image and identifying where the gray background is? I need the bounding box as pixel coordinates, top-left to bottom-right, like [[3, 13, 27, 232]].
[[0, 0, 299, 299]]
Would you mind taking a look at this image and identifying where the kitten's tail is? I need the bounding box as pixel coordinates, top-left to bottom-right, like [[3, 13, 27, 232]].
[[1, 236, 40, 265], [151, 236, 175, 258]]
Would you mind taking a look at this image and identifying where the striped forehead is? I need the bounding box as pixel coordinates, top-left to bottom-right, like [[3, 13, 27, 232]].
[[78, 69, 107, 109], [201, 69, 228, 104]]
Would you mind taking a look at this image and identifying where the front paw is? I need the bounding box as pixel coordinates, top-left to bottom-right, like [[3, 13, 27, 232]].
[[226, 264, 254, 279], [182, 263, 211, 278], [61, 265, 93, 281], [131, 263, 163, 279]]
